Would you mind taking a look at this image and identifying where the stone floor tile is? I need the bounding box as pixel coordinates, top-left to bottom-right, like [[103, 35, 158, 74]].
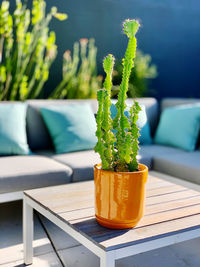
[[1, 251, 62, 267], [0, 201, 54, 265]]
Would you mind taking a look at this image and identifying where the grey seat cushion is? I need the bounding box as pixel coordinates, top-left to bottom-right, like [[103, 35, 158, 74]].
[[0, 155, 73, 194], [138, 144, 185, 169], [52, 145, 182, 182], [137, 147, 152, 169], [52, 147, 153, 182], [52, 150, 100, 182], [153, 151, 200, 185]]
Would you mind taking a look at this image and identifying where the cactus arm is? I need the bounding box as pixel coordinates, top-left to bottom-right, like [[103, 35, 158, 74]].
[[114, 20, 140, 171], [101, 54, 115, 170], [94, 89, 109, 170], [128, 101, 141, 171]]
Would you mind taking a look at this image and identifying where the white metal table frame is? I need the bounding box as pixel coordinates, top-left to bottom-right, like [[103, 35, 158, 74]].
[[23, 193, 200, 267]]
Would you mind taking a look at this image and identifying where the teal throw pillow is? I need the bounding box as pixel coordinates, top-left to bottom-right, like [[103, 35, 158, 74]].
[[154, 104, 200, 151], [0, 103, 30, 155], [110, 103, 152, 145], [40, 104, 97, 154]]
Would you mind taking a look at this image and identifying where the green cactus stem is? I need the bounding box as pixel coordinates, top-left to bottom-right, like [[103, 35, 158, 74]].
[[95, 19, 141, 172], [129, 101, 141, 171], [101, 54, 115, 170], [94, 89, 109, 170], [114, 19, 140, 171]]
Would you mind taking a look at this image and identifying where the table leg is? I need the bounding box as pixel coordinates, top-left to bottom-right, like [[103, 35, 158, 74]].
[[23, 199, 33, 265], [100, 252, 115, 267]]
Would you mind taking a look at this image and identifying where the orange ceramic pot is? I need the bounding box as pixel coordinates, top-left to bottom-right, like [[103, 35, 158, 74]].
[[94, 163, 148, 229]]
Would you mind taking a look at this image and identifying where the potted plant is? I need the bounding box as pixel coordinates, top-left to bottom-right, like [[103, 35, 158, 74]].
[[94, 19, 148, 229]]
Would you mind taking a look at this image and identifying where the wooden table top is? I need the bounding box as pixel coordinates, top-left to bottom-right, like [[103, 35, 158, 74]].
[[24, 174, 200, 252]]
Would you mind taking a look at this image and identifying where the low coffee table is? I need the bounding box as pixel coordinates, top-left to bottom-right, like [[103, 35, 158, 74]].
[[23, 174, 200, 266]]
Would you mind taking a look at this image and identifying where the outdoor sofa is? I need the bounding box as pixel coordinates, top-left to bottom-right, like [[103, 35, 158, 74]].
[[0, 97, 200, 203]]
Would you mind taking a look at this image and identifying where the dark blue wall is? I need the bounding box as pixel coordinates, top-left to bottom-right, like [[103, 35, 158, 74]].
[[21, 1, 200, 98]]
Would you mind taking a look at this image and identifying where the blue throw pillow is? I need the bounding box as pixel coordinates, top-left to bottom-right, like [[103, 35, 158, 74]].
[[0, 103, 30, 155], [40, 104, 97, 154], [110, 103, 152, 145], [154, 104, 200, 151]]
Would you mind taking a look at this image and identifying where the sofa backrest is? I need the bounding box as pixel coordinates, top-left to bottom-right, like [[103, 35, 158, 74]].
[[26, 99, 98, 151], [161, 98, 200, 111], [25, 97, 159, 151]]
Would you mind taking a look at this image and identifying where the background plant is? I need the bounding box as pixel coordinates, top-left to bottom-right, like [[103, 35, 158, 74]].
[[113, 50, 157, 98], [50, 38, 103, 99], [95, 19, 141, 172], [0, 0, 67, 101]]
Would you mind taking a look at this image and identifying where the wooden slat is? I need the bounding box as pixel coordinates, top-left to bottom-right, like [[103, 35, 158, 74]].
[[146, 179, 174, 189], [100, 214, 200, 250], [58, 213, 200, 250], [146, 195, 200, 215], [26, 181, 94, 200], [146, 189, 200, 205], [146, 184, 187, 197]]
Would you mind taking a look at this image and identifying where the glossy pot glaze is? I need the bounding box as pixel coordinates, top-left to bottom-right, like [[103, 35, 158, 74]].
[[94, 163, 148, 229]]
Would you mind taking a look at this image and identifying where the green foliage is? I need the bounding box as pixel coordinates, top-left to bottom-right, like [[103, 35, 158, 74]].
[[50, 38, 103, 99], [113, 50, 157, 98], [0, 0, 67, 100], [95, 19, 142, 172]]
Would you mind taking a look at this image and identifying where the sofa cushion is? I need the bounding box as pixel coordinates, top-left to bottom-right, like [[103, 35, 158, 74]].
[[137, 152, 152, 169], [0, 156, 73, 194], [52, 145, 182, 182], [52, 150, 100, 182], [154, 104, 200, 151], [26, 99, 98, 151], [153, 151, 200, 185], [138, 144, 186, 169], [52, 147, 153, 182], [0, 103, 30, 155], [161, 98, 200, 149], [40, 104, 97, 154]]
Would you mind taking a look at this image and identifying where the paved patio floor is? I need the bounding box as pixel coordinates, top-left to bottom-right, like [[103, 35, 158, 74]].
[[0, 198, 200, 267]]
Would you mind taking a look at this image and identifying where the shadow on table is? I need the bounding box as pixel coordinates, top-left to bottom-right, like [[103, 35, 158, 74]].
[[73, 217, 130, 243]]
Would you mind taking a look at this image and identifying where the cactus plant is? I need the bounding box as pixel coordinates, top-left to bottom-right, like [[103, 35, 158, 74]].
[[0, 0, 67, 101], [95, 19, 141, 172]]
